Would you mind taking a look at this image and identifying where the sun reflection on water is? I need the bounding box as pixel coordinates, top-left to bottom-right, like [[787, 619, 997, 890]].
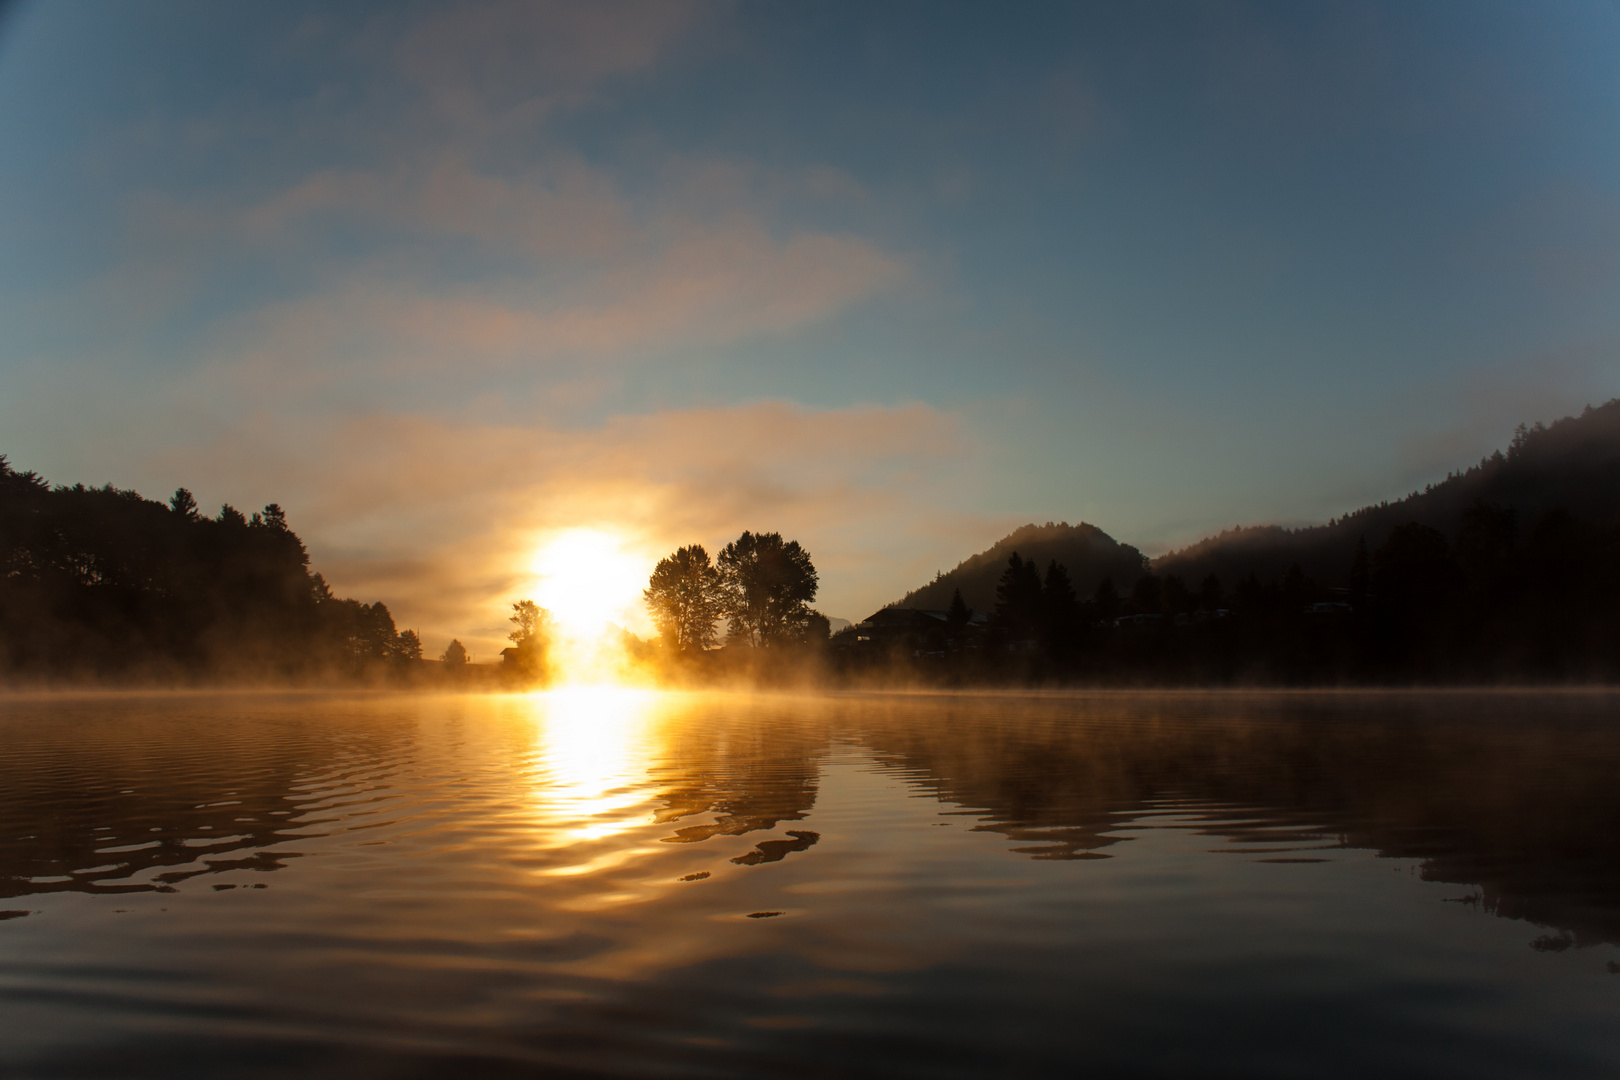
[[527, 686, 663, 853]]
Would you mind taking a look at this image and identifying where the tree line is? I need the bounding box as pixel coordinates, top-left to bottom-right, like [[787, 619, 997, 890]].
[[432, 531, 826, 684], [1154, 399, 1620, 591], [842, 498, 1620, 684], [0, 457, 421, 681], [644, 531, 828, 653], [14, 413, 1618, 686]]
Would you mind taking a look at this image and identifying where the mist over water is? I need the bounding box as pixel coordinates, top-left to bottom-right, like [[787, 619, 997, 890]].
[[2, 690, 1619, 1078]]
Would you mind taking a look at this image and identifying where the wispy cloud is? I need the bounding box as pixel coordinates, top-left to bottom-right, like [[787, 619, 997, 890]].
[[392, 0, 714, 130], [117, 145, 909, 415]]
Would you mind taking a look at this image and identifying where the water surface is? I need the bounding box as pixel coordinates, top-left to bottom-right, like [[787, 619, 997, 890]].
[[2, 689, 1619, 1078]]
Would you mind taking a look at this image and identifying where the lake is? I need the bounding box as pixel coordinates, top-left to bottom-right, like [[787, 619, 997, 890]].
[[1, 689, 1618, 1078]]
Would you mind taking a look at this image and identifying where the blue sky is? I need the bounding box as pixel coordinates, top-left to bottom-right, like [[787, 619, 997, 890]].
[[1, 1, 1617, 649]]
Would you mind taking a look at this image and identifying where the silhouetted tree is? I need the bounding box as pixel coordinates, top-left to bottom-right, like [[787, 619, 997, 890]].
[[507, 599, 550, 675], [1199, 573, 1224, 611], [1093, 577, 1121, 621], [1455, 502, 1516, 596], [1349, 536, 1370, 611], [1130, 573, 1161, 614], [396, 629, 423, 662], [1042, 560, 1081, 657], [1160, 574, 1193, 616], [1281, 564, 1311, 607], [1373, 524, 1452, 608], [1235, 572, 1264, 612], [716, 531, 819, 647], [645, 544, 724, 651], [325, 600, 401, 668], [992, 552, 1042, 641], [946, 587, 972, 646], [0, 458, 434, 681], [440, 639, 469, 665]]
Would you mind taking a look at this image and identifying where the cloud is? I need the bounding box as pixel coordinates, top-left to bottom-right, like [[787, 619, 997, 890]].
[[147, 402, 993, 655], [188, 222, 906, 411], [114, 147, 910, 413], [393, 0, 713, 128], [231, 154, 632, 259]]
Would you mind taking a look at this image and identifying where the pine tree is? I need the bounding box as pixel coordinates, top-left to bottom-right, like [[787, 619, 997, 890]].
[[1093, 576, 1121, 621], [1041, 561, 1080, 657], [993, 552, 1043, 640], [1349, 536, 1370, 611], [946, 587, 971, 646]]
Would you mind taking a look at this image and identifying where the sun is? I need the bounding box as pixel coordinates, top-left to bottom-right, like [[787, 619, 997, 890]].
[[529, 528, 648, 641]]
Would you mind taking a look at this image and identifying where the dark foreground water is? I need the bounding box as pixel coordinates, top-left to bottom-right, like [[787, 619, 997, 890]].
[[1, 690, 1619, 1078]]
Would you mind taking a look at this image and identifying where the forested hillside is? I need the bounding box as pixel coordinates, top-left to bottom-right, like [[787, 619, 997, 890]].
[[862, 401, 1620, 683], [0, 458, 421, 681], [894, 522, 1148, 613], [1154, 400, 1620, 588]]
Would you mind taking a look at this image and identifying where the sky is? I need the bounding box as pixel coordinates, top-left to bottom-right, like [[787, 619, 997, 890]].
[[1, 0, 1617, 654]]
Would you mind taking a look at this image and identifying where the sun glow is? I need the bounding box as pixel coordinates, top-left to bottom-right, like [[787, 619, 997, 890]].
[[529, 528, 651, 684]]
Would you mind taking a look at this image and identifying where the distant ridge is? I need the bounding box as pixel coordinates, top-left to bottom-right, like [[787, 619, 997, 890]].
[[1153, 398, 1620, 589], [892, 399, 1620, 615], [892, 522, 1148, 614]]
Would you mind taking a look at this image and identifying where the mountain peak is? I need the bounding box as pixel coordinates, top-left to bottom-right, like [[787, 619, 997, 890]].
[[892, 521, 1148, 614]]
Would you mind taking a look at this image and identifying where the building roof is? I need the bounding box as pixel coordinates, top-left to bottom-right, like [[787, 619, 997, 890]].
[[858, 607, 990, 628]]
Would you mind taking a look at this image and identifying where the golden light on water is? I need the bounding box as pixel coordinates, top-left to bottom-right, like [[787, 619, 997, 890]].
[[528, 686, 662, 855]]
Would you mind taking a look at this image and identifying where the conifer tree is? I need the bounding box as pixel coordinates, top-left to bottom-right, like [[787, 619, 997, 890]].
[[945, 587, 972, 649], [1349, 536, 1370, 611], [1093, 576, 1121, 621], [1041, 560, 1080, 656], [993, 552, 1043, 640]]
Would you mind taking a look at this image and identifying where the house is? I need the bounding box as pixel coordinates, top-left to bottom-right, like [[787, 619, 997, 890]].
[[856, 608, 947, 642], [852, 607, 989, 652]]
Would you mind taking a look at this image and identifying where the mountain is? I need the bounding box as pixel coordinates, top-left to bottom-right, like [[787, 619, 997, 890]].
[[891, 522, 1148, 614], [1152, 399, 1620, 590], [892, 399, 1620, 618]]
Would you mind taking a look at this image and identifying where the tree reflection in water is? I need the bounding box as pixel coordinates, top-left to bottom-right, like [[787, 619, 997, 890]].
[[853, 691, 1620, 946], [3, 691, 1619, 951], [0, 693, 400, 899], [2, 690, 1620, 1077]]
